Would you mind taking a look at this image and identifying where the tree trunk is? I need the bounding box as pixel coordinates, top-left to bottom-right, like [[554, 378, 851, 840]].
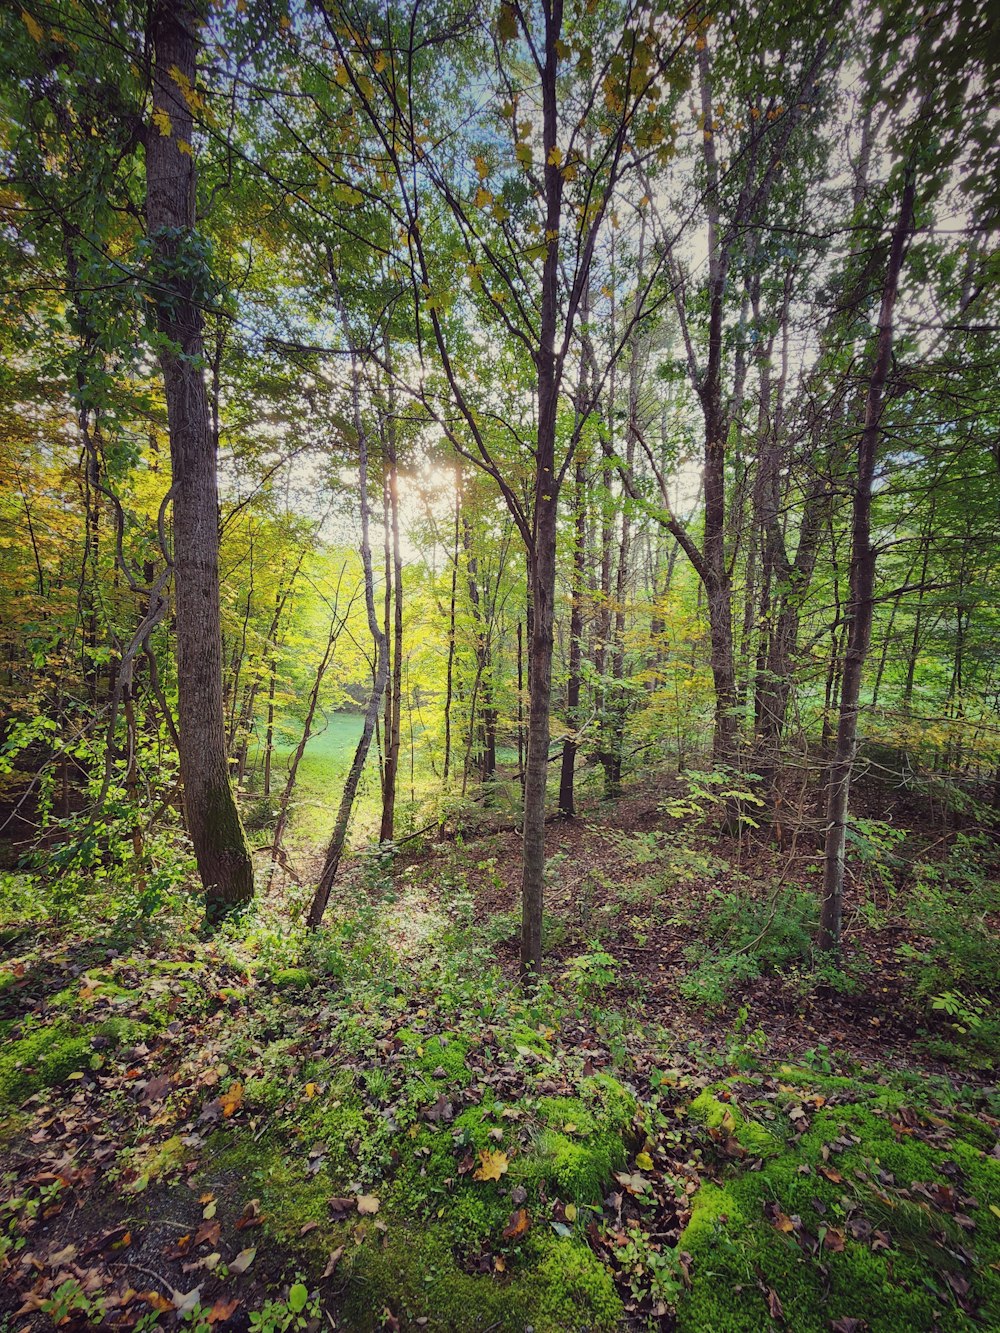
[[307, 316, 389, 928], [147, 0, 253, 920], [558, 458, 586, 816], [379, 382, 404, 843], [520, 8, 563, 982], [819, 167, 916, 951], [442, 470, 460, 784]]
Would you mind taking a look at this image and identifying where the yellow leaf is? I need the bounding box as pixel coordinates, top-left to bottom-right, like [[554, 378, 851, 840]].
[[562, 1122, 578, 1134], [152, 108, 172, 137], [304, 1082, 318, 1099], [635, 1151, 654, 1171], [177, 140, 193, 157], [21, 9, 43, 43], [221, 1081, 244, 1117], [564, 1203, 578, 1222], [474, 186, 493, 208], [547, 145, 563, 167], [356, 1194, 380, 1215], [373, 50, 386, 72], [474, 155, 490, 180], [473, 1149, 509, 1182]]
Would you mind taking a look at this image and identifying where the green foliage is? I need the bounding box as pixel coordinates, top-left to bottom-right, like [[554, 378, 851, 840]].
[[679, 886, 818, 1009], [678, 1075, 1000, 1332]]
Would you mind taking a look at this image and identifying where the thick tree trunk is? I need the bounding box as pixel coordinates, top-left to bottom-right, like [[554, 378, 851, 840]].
[[819, 168, 916, 951], [147, 0, 253, 919]]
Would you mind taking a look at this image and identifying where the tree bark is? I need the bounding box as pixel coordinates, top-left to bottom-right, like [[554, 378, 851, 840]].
[[819, 167, 916, 951], [146, 0, 253, 919], [558, 457, 586, 816], [307, 316, 389, 928], [379, 374, 404, 843], [519, 4, 563, 982]]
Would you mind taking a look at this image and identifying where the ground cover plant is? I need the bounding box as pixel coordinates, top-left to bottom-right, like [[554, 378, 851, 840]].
[[1, 0, 999, 1327]]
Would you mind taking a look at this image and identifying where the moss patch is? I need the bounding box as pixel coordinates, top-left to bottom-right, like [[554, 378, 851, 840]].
[[678, 1078, 1000, 1332], [210, 1068, 636, 1331]]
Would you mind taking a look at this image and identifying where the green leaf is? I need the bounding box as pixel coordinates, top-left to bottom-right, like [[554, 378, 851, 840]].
[[288, 1283, 309, 1313]]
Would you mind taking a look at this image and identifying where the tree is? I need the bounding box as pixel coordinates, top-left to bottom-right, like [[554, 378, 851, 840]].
[[146, 0, 253, 918]]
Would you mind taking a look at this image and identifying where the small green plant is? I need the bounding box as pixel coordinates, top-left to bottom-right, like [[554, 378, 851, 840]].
[[930, 989, 985, 1033], [40, 1278, 105, 1325], [661, 766, 764, 829], [562, 948, 619, 1001], [248, 1285, 321, 1331]]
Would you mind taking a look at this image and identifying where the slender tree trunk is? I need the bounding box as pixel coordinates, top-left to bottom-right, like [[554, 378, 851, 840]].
[[559, 458, 586, 816], [379, 383, 404, 843], [519, 3, 569, 981], [819, 168, 916, 951], [147, 0, 252, 919], [270, 601, 344, 883], [263, 657, 277, 797], [307, 317, 389, 928], [442, 471, 460, 785]]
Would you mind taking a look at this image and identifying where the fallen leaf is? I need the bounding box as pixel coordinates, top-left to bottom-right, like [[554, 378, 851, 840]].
[[193, 1220, 220, 1247], [230, 1247, 256, 1274], [142, 1290, 175, 1314], [766, 1285, 784, 1321], [235, 1199, 265, 1230], [208, 1297, 240, 1324], [323, 1245, 345, 1278], [221, 1082, 244, 1118], [473, 1149, 509, 1183], [502, 1207, 530, 1239], [635, 1151, 654, 1171], [356, 1194, 380, 1215], [564, 1203, 578, 1222], [171, 1285, 203, 1317]]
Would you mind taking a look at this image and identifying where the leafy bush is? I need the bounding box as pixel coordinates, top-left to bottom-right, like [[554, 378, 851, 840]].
[[901, 832, 1000, 1002], [680, 886, 818, 1009]]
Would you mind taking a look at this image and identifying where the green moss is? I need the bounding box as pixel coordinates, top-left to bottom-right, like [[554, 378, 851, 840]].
[[678, 1087, 1000, 1332], [506, 1025, 552, 1055], [344, 1224, 621, 1332], [211, 1133, 336, 1251], [524, 1236, 622, 1331], [124, 1133, 187, 1191], [273, 967, 313, 990], [396, 1031, 471, 1083], [0, 1022, 91, 1105], [688, 1089, 782, 1158]]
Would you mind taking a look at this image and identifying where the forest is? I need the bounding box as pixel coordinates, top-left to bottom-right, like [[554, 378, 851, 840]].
[[1, 0, 999, 1328]]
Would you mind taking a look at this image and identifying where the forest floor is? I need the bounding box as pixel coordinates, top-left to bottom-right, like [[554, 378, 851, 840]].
[[0, 770, 998, 1332]]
